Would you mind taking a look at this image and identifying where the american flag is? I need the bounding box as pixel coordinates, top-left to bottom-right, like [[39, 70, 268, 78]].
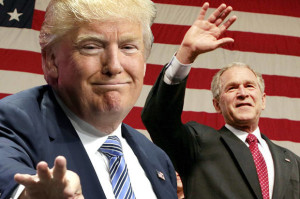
[[1, 0, 300, 156]]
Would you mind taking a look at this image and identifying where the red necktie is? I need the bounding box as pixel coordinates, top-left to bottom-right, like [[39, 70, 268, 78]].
[[246, 134, 269, 199]]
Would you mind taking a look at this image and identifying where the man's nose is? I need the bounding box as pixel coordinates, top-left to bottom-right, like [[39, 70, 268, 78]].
[[101, 46, 123, 76], [237, 85, 249, 98]]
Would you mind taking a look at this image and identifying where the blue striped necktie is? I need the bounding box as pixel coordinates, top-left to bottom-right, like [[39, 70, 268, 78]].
[[99, 136, 136, 199]]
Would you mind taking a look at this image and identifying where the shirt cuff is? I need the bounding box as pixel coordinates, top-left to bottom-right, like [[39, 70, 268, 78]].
[[164, 55, 192, 85], [11, 184, 25, 199]]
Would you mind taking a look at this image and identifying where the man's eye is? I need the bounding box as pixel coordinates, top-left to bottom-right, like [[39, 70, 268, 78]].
[[121, 45, 138, 54], [83, 45, 96, 49], [228, 86, 236, 91], [79, 44, 103, 55]]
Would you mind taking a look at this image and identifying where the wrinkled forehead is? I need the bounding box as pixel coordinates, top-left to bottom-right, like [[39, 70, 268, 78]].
[[220, 66, 258, 86], [71, 20, 144, 44]]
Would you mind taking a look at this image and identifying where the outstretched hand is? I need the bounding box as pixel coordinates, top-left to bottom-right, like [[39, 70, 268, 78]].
[[14, 156, 84, 199], [176, 2, 237, 64]]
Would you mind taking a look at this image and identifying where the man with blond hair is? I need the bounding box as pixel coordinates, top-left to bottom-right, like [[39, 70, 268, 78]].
[[0, 0, 177, 198]]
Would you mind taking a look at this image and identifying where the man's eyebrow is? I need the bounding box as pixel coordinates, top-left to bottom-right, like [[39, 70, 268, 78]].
[[74, 35, 107, 45], [118, 35, 143, 44], [224, 80, 257, 88], [73, 34, 143, 47]]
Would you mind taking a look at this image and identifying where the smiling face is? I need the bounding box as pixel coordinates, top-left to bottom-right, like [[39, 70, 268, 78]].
[[213, 66, 266, 132], [44, 20, 146, 133]]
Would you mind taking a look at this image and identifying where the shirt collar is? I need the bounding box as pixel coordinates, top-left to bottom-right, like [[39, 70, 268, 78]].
[[225, 124, 263, 145], [53, 90, 122, 154]]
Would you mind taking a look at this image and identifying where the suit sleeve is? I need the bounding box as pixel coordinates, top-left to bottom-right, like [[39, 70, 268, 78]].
[[141, 66, 201, 174], [0, 102, 38, 199]]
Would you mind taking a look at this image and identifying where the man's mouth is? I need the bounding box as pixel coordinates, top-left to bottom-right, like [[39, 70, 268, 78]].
[[236, 103, 252, 108]]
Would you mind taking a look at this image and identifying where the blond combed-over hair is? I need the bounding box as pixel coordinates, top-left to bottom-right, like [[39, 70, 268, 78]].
[[39, 0, 156, 59]]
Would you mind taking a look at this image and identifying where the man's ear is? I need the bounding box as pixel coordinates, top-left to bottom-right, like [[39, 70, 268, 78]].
[[261, 92, 266, 110], [213, 98, 222, 113], [44, 50, 58, 79], [143, 63, 146, 77]]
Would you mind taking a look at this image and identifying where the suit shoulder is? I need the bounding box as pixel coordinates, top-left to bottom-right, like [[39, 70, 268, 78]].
[[186, 121, 219, 135], [267, 139, 300, 161], [0, 85, 50, 108], [277, 144, 300, 160]]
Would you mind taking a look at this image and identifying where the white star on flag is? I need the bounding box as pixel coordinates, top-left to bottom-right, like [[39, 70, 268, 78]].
[[7, 8, 23, 21]]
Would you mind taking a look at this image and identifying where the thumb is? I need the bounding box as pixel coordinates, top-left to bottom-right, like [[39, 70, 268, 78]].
[[216, 37, 234, 48]]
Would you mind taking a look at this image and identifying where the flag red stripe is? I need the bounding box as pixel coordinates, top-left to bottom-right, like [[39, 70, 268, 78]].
[[32, 9, 45, 31], [153, 0, 300, 18], [0, 93, 10, 99], [145, 64, 300, 98], [124, 107, 300, 142], [223, 31, 300, 57], [0, 49, 43, 74], [152, 24, 300, 57]]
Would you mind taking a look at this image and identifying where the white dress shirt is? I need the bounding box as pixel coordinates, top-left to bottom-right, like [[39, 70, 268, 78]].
[[164, 55, 275, 198]]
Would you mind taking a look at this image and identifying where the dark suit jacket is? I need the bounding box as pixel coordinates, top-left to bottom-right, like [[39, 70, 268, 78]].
[[141, 67, 300, 199], [0, 85, 177, 199]]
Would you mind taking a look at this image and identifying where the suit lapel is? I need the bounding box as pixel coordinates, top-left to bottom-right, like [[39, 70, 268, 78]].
[[219, 126, 263, 199], [121, 124, 166, 199], [41, 87, 107, 199], [263, 135, 291, 199]]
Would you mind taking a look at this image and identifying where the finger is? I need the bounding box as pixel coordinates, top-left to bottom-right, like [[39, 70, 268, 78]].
[[53, 156, 67, 180], [208, 3, 226, 23], [73, 195, 85, 199], [14, 173, 39, 187], [214, 6, 233, 27], [219, 15, 237, 34], [37, 161, 52, 182], [197, 2, 209, 20]]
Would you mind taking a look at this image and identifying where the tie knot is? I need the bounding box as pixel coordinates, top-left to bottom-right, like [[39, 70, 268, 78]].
[[99, 136, 123, 158], [246, 133, 258, 145]]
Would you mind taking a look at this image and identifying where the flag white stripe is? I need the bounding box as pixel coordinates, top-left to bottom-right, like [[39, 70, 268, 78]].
[[155, 3, 300, 37], [148, 44, 300, 78], [0, 27, 40, 53], [0, 70, 45, 94], [34, 0, 51, 11]]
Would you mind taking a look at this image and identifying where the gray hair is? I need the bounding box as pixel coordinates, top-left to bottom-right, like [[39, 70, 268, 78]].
[[211, 62, 265, 100]]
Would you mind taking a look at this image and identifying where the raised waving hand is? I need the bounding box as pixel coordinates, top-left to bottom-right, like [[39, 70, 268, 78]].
[[176, 2, 237, 64]]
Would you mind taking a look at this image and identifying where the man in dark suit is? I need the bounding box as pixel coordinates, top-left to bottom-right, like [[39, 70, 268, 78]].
[[142, 2, 300, 199], [0, 0, 177, 198]]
